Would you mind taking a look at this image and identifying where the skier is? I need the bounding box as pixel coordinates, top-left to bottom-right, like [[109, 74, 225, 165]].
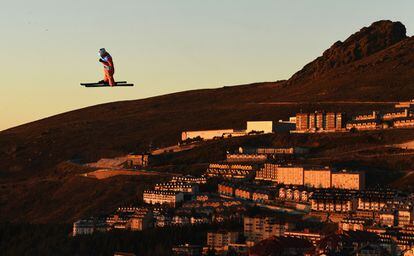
[[98, 48, 115, 86]]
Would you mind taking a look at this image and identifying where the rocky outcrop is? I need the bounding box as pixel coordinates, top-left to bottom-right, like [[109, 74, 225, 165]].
[[288, 20, 407, 83]]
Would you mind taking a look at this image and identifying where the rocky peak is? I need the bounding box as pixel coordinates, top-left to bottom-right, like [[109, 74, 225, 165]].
[[288, 20, 407, 83]]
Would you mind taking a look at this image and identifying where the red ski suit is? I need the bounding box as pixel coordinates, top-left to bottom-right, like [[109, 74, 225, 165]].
[[101, 54, 115, 86]]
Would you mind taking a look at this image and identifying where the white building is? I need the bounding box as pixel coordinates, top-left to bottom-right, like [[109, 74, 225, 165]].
[[170, 175, 207, 184], [247, 121, 274, 134], [181, 129, 235, 141], [154, 182, 199, 194], [143, 190, 184, 207]]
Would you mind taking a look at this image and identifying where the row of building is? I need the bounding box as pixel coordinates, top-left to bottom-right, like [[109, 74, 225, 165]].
[[218, 182, 312, 203], [294, 107, 414, 133], [256, 164, 365, 190]]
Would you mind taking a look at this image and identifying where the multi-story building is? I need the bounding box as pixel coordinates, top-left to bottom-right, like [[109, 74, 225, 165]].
[[181, 129, 236, 141], [276, 165, 305, 186], [278, 186, 312, 202], [356, 189, 397, 211], [296, 113, 310, 131], [170, 175, 207, 184], [252, 190, 274, 202], [295, 111, 344, 133], [304, 168, 332, 188], [354, 111, 379, 121], [339, 218, 370, 231], [382, 109, 411, 120], [244, 215, 291, 244], [226, 153, 267, 163], [155, 213, 172, 228], [255, 163, 278, 181], [234, 186, 254, 200], [246, 121, 275, 134], [310, 189, 356, 213], [379, 210, 396, 227], [256, 147, 309, 155], [171, 215, 191, 226], [172, 244, 202, 256], [397, 205, 414, 227], [129, 208, 153, 231], [256, 164, 365, 190], [154, 182, 199, 194], [73, 218, 107, 236], [346, 120, 381, 130], [206, 231, 239, 252], [126, 153, 150, 168], [331, 170, 365, 190], [104, 207, 154, 231], [381, 201, 414, 227], [218, 182, 236, 197], [393, 117, 414, 129], [143, 190, 184, 207], [206, 163, 256, 179]]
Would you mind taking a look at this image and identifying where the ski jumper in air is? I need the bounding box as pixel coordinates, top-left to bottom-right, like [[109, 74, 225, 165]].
[[98, 48, 115, 86], [80, 48, 133, 87]]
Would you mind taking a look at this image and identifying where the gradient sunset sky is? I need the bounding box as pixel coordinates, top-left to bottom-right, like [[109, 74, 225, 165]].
[[1, 0, 413, 131]]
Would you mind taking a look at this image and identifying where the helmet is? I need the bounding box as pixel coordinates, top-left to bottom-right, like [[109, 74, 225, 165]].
[[99, 48, 107, 56]]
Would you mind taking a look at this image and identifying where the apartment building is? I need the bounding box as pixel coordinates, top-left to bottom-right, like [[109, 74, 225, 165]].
[[246, 121, 275, 134], [226, 153, 267, 163], [103, 207, 154, 231], [154, 182, 199, 194], [379, 210, 396, 227], [382, 109, 411, 121], [393, 117, 414, 128], [206, 163, 256, 179], [340, 218, 370, 231], [126, 153, 149, 168], [346, 120, 381, 130], [380, 202, 414, 227], [304, 168, 332, 188], [170, 175, 207, 184], [277, 166, 305, 186], [256, 164, 365, 190], [295, 111, 345, 133], [218, 182, 236, 197], [255, 163, 278, 181], [143, 190, 184, 207], [172, 244, 202, 256], [252, 190, 274, 202], [310, 190, 356, 213], [256, 147, 309, 155], [130, 208, 154, 231], [234, 186, 254, 200], [354, 111, 379, 121], [73, 218, 107, 236], [356, 189, 397, 211], [181, 129, 235, 141], [332, 170, 365, 190], [206, 231, 239, 252], [244, 215, 291, 244], [278, 186, 312, 202]]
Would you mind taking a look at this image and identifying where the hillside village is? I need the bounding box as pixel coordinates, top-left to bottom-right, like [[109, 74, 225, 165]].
[[72, 99, 414, 256]]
